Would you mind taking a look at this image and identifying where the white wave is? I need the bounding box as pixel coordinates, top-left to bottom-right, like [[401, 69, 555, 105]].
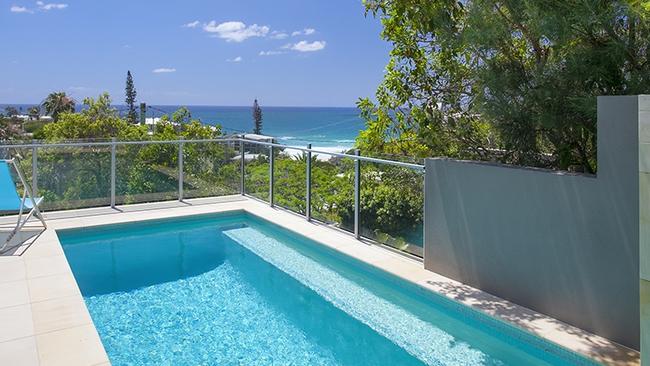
[[280, 146, 350, 161]]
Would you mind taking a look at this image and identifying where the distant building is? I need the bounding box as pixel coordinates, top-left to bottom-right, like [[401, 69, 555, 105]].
[[240, 133, 275, 144], [143, 117, 219, 135], [144, 117, 164, 126], [13, 115, 53, 122]]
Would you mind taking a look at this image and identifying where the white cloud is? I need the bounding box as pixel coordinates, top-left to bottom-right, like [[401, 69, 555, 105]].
[[152, 68, 176, 73], [183, 20, 200, 28], [10, 5, 31, 13], [11, 2, 67, 13], [203, 21, 269, 42], [259, 50, 284, 56], [292, 28, 316, 36], [269, 31, 288, 40], [36, 1, 67, 10], [226, 56, 243, 62], [286, 40, 326, 52]]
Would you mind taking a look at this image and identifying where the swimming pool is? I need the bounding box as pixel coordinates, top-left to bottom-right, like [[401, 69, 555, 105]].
[[57, 211, 598, 365]]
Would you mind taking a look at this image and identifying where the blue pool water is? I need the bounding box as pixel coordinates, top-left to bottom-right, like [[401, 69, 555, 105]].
[[58, 212, 598, 366]]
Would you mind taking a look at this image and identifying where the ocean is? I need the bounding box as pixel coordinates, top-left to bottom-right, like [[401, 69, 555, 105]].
[[155, 106, 364, 151], [1, 104, 365, 151]]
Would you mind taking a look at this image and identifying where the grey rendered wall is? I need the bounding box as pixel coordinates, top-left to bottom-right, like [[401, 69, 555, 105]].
[[424, 95, 644, 349]]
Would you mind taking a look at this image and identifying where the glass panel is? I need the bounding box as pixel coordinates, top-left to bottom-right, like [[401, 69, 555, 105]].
[[115, 141, 179, 205], [0, 145, 35, 216], [37, 144, 111, 210], [182, 141, 240, 199], [360, 163, 424, 257], [273, 148, 306, 214], [244, 142, 269, 202], [311, 153, 354, 233], [12, 146, 34, 194]]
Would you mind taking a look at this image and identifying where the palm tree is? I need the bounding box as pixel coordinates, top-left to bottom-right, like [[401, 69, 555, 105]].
[[293, 151, 319, 164], [27, 106, 40, 120], [42, 92, 75, 121]]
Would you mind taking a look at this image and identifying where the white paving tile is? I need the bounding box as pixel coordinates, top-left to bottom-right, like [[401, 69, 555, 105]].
[[24, 255, 71, 279], [0, 304, 34, 343], [0, 280, 30, 308], [0, 336, 39, 366], [0, 258, 26, 283], [31, 295, 93, 335], [36, 324, 109, 366], [28, 273, 82, 303]]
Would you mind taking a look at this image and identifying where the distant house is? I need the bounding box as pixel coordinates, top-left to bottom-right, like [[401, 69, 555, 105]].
[[144, 117, 164, 126], [13, 115, 54, 122], [240, 133, 276, 158], [240, 133, 275, 144], [143, 117, 219, 135], [224, 133, 276, 161]]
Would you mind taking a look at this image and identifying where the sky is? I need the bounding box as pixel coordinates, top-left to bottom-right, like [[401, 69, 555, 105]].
[[0, 0, 390, 107]]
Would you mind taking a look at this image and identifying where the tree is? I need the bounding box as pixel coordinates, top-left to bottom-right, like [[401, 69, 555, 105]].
[[125, 71, 138, 124], [171, 106, 192, 125], [4, 106, 19, 117], [360, 0, 650, 172], [252, 99, 263, 135], [28, 106, 40, 120], [44, 93, 146, 140], [82, 93, 119, 122], [42, 92, 75, 121]]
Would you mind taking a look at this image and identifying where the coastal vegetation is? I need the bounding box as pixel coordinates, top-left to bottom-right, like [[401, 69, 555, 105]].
[[0, 114, 22, 140], [1, 105, 49, 140], [359, 0, 650, 173]]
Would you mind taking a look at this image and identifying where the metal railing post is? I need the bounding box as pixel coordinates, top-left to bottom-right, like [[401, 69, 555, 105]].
[[306, 144, 312, 221], [422, 165, 427, 260], [240, 139, 245, 195], [110, 138, 116, 208], [178, 138, 184, 201], [31, 142, 38, 197], [354, 149, 361, 239], [269, 145, 274, 207]]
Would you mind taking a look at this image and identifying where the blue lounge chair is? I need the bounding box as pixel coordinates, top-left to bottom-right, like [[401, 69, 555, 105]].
[[1, 159, 46, 251]]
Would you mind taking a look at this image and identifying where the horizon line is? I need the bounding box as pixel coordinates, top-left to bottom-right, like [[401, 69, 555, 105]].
[[0, 102, 360, 109]]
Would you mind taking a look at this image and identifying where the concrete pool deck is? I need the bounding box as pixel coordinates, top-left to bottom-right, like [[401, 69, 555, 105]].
[[0, 195, 640, 365]]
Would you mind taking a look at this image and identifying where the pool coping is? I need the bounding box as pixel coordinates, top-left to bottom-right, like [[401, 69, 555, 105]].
[[0, 195, 640, 366]]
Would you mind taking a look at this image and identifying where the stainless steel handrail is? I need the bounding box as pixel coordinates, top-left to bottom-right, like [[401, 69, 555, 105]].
[[0, 138, 425, 170]]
